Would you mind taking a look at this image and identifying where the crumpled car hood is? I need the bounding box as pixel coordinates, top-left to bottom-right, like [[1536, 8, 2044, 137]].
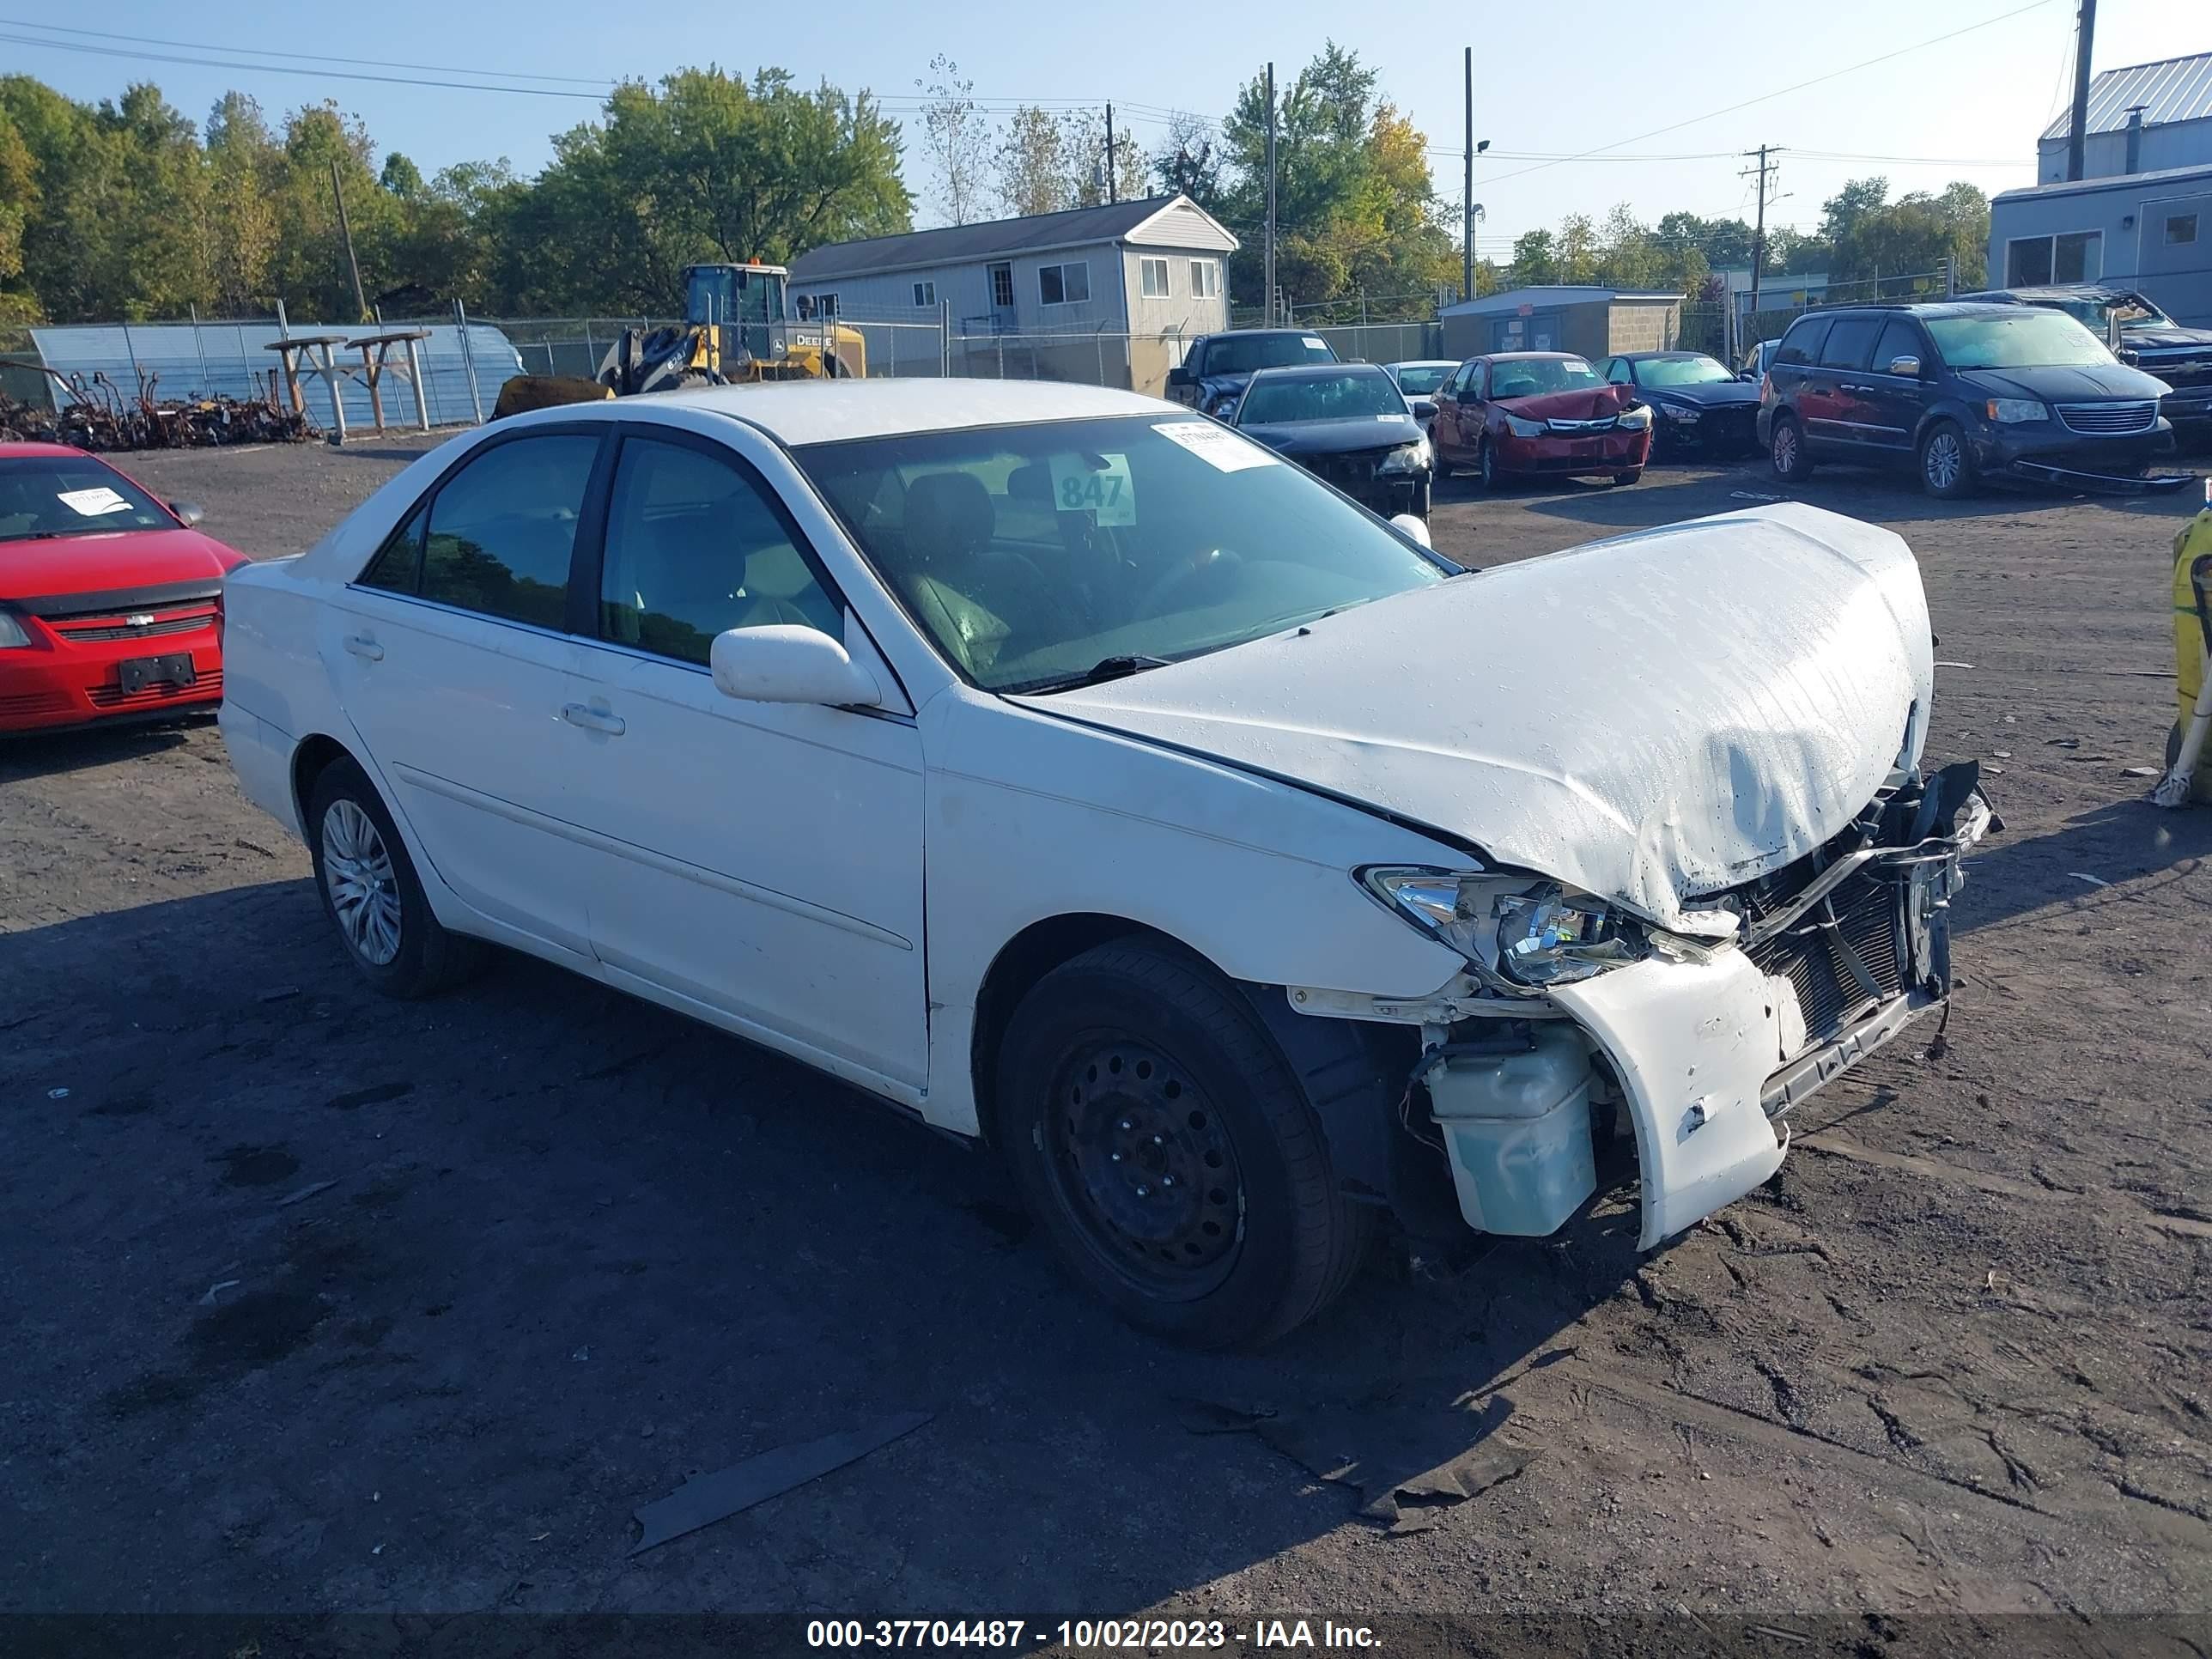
[[1017, 503, 1934, 933], [1492, 383, 1636, 421]]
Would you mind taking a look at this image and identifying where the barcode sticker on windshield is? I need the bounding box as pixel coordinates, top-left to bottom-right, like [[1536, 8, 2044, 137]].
[[57, 486, 131, 517], [1048, 453, 1135, 526], [1152, 421, 1277, 473]]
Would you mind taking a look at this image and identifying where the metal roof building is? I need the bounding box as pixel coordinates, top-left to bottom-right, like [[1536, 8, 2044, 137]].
[[2038, 52, 2212, 183]]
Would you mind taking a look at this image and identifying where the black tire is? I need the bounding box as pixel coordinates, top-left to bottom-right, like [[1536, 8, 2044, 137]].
[[1918, 419, 1976, 498], [1412, 477, 1432, 519], [1475, 437, 1499, 492], [995, 940, 1370, 1348], [1611, 468, 1644, 486], [1769, 414, 1814, 482], [306, 757, 484, 999]]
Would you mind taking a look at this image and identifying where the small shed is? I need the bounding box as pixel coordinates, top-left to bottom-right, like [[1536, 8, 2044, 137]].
[[1438, 288, 1684, 362]]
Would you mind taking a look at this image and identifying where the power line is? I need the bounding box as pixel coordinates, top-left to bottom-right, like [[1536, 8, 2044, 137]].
[[1477, 0, 2059, 188], [0, 18, 617, 86]]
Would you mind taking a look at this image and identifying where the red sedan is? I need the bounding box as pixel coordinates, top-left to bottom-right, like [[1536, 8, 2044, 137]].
[[1431, 352, 1653, 489], [0, 442, 248, 733]]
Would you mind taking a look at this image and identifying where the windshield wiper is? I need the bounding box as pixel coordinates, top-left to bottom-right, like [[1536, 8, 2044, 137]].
[[1008, 654, 1171, 695]]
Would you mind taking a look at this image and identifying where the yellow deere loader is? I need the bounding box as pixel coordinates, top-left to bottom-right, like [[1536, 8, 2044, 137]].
[[596, 262, 865, 396]]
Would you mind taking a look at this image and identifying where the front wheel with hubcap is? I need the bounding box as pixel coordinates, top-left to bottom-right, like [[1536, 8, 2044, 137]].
[[1919, 420, 1975, 498], [996, 939, 1369, 1347], [1769, 414, 1813, 482], [1475, 438, 1499, 492], [307, 757, 484, 999]]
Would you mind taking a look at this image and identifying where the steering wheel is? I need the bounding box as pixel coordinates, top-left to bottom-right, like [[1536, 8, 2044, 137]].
[[1137, 546, 1244, 617]]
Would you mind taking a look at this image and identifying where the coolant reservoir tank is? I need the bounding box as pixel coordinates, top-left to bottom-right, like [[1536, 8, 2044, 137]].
[[1426, 1025, 1597, 1237]]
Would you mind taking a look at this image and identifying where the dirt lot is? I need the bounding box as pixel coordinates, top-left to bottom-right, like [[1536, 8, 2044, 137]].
[[4, 430, 2211, 1644]]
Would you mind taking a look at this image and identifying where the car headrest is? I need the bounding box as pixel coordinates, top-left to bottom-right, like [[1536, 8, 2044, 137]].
[[904, 471, 994, 565], [1006, 461, 1054, 501]]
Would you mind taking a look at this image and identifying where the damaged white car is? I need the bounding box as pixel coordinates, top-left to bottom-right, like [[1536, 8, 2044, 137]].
[[218, 381, 1992, 1346]]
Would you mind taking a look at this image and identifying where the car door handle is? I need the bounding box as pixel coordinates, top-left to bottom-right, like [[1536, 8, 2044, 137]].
[[343, 634, 383, 662], [561, 702, 626, 737]]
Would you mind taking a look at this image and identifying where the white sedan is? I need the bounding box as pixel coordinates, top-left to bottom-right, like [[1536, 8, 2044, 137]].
[[220, 380, 1990, 1346]]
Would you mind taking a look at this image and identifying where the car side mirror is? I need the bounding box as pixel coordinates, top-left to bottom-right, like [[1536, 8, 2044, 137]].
[[170, 500, 206, 526], [1886, 355, 1921, 378], [1411, 398, 1437, 421], [1389, 513, 1431, 548], [710, 624, 882, 709], [2118, 346, 2142, 367], [1166, 364, 1191, 387]]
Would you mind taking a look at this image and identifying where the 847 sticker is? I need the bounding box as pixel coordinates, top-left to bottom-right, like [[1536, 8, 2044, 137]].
[[1047, 452, 1135, 526]]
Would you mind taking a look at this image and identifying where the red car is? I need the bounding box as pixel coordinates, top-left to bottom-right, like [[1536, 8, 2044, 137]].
[[0, 442, 247, 733], [1431, 352, 1653, 489]]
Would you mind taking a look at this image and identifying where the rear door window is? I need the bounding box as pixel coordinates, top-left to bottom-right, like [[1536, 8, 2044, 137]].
[[1818, 315, 1883, 371], [419, 434, 599, 629]]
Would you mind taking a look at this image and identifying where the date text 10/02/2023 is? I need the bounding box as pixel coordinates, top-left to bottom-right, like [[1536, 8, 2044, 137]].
[[805, 1619, 1382, 1649]]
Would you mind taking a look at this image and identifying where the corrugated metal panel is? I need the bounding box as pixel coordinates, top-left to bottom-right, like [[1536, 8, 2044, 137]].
[[25, 322, 523, 427], [2040, 52, 2212, 141]]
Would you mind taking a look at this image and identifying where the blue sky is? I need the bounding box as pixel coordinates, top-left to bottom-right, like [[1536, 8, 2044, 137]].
[[3, 0, 2193, 258]]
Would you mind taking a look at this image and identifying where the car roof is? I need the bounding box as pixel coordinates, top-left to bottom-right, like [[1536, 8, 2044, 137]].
[[1790, 301, 2021, 323], [1476, 351, 1585, 362], [1246, 362, 1392, 382], [1384, 359, 1458, 369], [0, 441, 94, 460], [1617, 349, 1717, 361], [642, 379, 1171, 446], [1957, 283, 2147, 305]]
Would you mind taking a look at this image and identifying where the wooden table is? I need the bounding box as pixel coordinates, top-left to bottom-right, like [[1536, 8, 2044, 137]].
[[263, 329, 434, 443]]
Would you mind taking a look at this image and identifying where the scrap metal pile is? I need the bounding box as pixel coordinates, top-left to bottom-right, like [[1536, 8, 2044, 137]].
[[0, 362, 317, 452]]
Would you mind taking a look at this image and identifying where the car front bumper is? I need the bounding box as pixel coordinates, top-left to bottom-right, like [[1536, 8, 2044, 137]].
[[1495, 428, 1651, 477], [1547, 790, 1991, 1249], [1653, 404, 1760, 455], [0, 625, 223, 733], [1969, 417, 2177, 483]]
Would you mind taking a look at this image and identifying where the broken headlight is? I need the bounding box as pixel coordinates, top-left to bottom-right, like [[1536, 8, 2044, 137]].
[[1492, 885, 1641, 985], [1358, 868, 1645, 991], [1617, 404, 1654, 429], [1378, 438, 1432, 474], [1502, 413, 1546, 438]]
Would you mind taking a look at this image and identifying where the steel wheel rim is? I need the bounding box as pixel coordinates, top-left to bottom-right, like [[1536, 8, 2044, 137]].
[[321, 799, 403, 967], [1044, 1035, 1246, 1299], [1925, 432, 1960, 489]]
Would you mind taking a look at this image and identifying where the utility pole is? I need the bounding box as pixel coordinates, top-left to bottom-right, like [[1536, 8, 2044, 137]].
[[1105, 102, 1118, 204], [1264, 63, 1277, 327], [1462, 47, 1474, 305], [2066, 0, 2098, 182], [329, 161, 368, 324], [1742, 145, 1781, 337]]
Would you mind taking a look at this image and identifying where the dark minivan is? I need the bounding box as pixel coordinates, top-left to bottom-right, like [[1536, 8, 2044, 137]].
[[1758, 301, 2180, 497]]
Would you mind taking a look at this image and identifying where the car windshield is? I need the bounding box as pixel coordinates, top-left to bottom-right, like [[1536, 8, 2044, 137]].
[[1925, 311, 2112, 369], [1204, 333, 1335, 375], [794, 415, 1448, 694], [1238, 371, 1407, 424], [0, 455, 175, 544], [1634, 356, 1733, 387], [1487, 357, 1602, 398], [1389, 364, 1451, 395]]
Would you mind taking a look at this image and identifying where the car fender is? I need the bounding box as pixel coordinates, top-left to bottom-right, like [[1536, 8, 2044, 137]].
[[916, 684, 1469, 1140]]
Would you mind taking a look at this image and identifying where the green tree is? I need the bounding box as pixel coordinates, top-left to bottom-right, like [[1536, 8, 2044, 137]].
[[205, 92, 279, 313], [995, 106, 1068, 217]]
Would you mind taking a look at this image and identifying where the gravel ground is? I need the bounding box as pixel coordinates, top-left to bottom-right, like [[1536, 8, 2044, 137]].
[[3, 429, 2210, 1641]]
